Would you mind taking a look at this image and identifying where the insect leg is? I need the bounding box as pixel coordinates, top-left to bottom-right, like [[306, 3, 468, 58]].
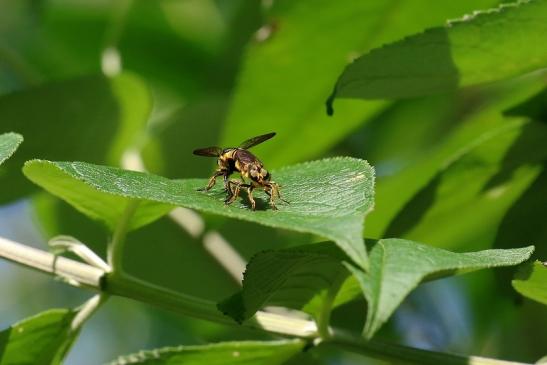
[[225, 180, 241, 205], [199, 170, 224, 191], [273, 182, 290, 204], [264, 185, 277, 210], [246, 185, 256, 211], [223, 173, 230, 191]]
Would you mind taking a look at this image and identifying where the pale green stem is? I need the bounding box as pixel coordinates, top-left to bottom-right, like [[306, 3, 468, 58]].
[[0, 236, 529, 365], [329, 330, 530, 365], [53, 294, 110, 364], [70, 293, 110, 333], [105, 273, 230, 325], [317, 270, 347, 339], [107, 200, 140, 272], [105, 272, 317, 336]]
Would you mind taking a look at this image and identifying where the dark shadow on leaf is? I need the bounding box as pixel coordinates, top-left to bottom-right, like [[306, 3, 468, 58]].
[[493, 162, 547, 295], [513, 262, 535, 281], [503, 87, 547, 123], [482, 123, 547, 193], [383, 174, 442, 238], [0, 327, 10, 362]]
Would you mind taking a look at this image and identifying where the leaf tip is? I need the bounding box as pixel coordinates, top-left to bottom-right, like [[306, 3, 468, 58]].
[[22, 158, 50, 175], [325, 90, 336, 116], [5, 131, 24, 142], [217, 292, 247, 324], [519, 245, 535, 262]]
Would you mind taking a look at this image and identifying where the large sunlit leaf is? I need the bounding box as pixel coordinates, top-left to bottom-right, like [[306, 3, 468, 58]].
[[0, 132, 22, 166], [365, 76, 547, 244], [222, 0, 498, 167], [0, 73, 151, 203], [380, 119, 547, 252], [348, 239, 534, 339], [0, 309, 76, 365], [108, 340, 305, 365], [513, 261, 547, 305], [218, 242, 353, 323], [23, 157, 374, 269], [327, 0, 547, 110]]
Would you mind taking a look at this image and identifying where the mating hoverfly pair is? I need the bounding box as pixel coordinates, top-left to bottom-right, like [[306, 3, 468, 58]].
[[193, 132, 288, 210]]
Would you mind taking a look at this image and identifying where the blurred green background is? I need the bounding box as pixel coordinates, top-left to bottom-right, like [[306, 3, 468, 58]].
[[0, 0, 546, 364]]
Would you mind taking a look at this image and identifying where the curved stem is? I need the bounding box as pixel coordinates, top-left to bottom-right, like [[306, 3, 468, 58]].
[[107, 200, 140, 272], [328, 329, 529, 365], [0, 236, 103, 288], [105, 271, 317, 337], [70, 293, 110, 332], [0, 236, 529, 365], [317, 270, 347, 339]]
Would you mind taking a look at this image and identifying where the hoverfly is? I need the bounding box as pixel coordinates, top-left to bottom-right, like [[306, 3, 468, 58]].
[[193, 132, 287, 210]]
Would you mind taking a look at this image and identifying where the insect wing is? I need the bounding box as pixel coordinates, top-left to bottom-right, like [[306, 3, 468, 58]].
[[193, 146, 223, 157], [235, 149, 261, 165], [238, 132, 276, 150]]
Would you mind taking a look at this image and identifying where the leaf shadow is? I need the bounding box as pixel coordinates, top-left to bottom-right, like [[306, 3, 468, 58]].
[[492, 162, 547, 294], [481, 122, 546, 193], [0, 327, 9, 361], [383, 174, 442, 238]]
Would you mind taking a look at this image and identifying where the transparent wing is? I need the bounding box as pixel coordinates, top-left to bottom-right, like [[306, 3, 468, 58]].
[[238, 132, 276, 150], [192, 146, 223, 157]]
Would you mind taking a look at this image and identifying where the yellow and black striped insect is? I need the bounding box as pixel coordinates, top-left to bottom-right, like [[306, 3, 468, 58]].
[[193, 132, 287, 210]]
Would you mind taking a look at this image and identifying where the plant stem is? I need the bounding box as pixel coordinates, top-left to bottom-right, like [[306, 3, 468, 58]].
[[107, 199, 140, 272], [328, 330, 530, 365], [0, 236, 529, 365], [0, 236, 103, 289], [105, 272, 317, 337], [70, 293, 110, 332], [316, 269, 347, 339]]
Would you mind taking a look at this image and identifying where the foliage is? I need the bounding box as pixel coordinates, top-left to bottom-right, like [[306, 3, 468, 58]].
[[0, 309, 76, 365], [218, 240, 533, 337], [0, 1, 546, 364], [108, 340, 304, 365], [0, 132, 22, 165], [327, 0, 547, 109], [513, 261, 547, 305], [23, 158, 374, 268]]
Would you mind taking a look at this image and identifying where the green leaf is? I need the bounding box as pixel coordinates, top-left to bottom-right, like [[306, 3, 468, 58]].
[[23, 157, 374, 269], [0, 132, 22, 166], [222, 0, 498, 167], [504, 87, 547, 121], [382, 119, 547, 251], [513, 261, 547, 305], [327, 0, 547, 110], [0, 309, 76, 365], [0, 72, 151, 203], [348, 238, 534, 339], [108, 340, 305, 365], [365, 76, 547, 244], [218, 242, 350, 323]]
